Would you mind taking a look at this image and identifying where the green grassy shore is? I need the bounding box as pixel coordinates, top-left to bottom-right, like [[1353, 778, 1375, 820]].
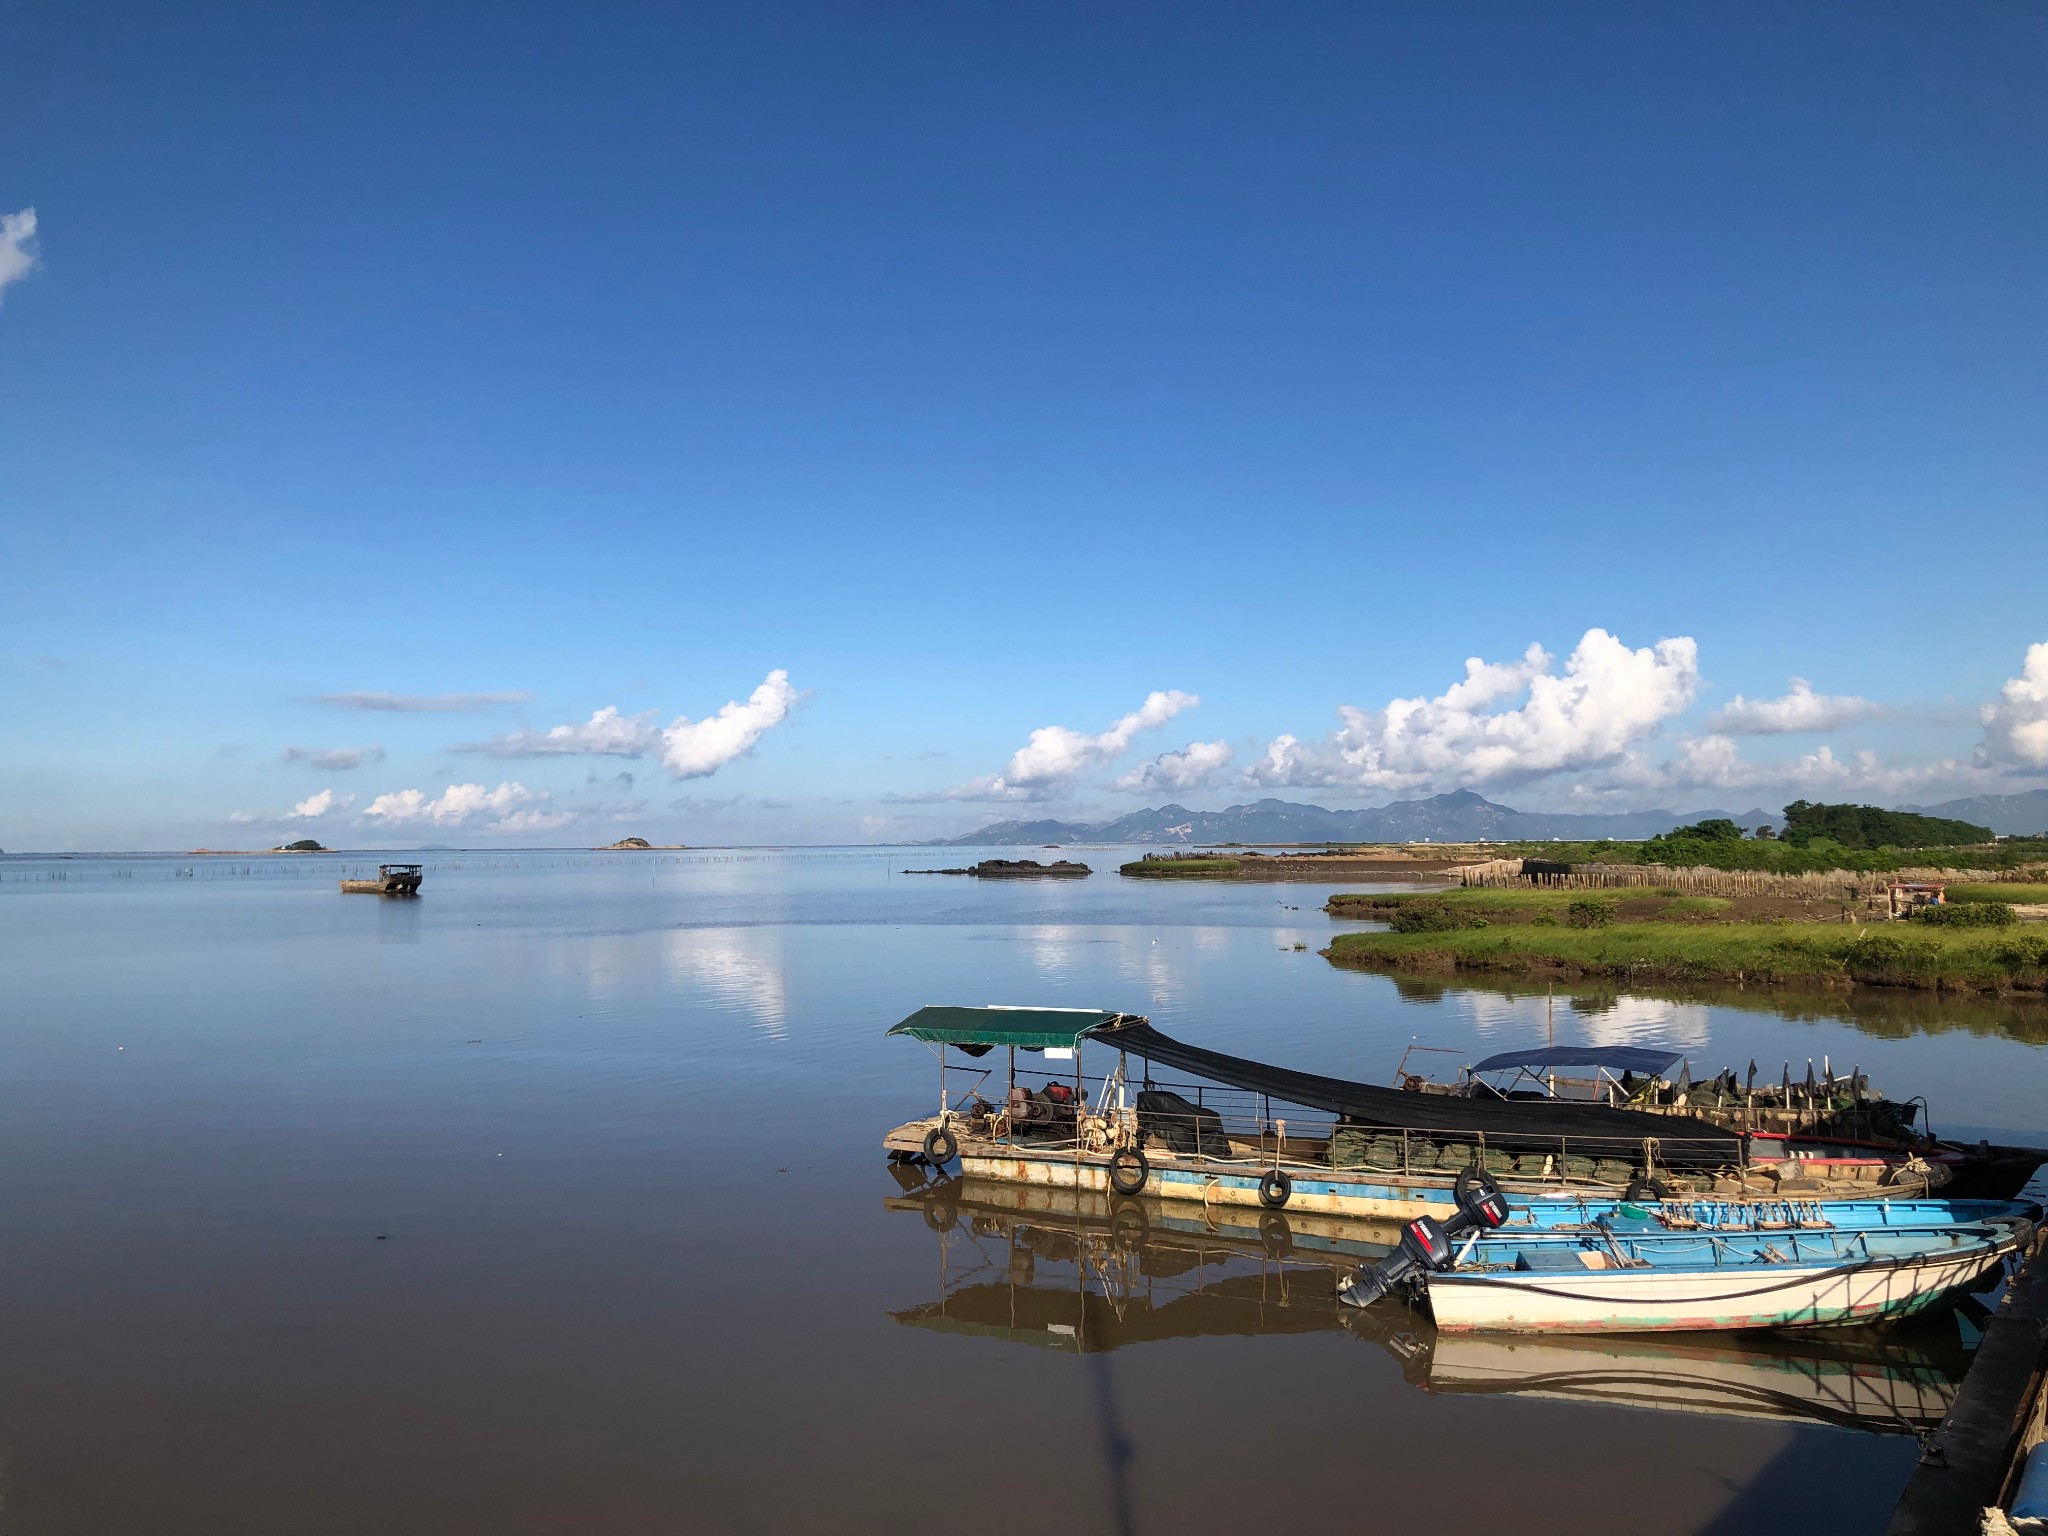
[[1323, 888, 2048, 995], [1120, 856, 1244, 878]]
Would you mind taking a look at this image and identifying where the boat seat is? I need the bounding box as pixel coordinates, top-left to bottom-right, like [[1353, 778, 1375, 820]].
[[1514, 1247, 1599, 1272]]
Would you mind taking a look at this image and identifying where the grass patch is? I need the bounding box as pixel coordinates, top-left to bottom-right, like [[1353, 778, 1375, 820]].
[[1323, 921, 2048, 994], [1327, 887, 1580, 918], [1487, 838, 2048, 875], [1120, 857, 1242, 879], [1949, 883, 2048, 905]]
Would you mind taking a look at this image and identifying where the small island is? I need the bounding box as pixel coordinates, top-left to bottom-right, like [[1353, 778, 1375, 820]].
[[595, 837, 688, 850], [275, 839, 328, 852], [903, 858, 1092, 878]]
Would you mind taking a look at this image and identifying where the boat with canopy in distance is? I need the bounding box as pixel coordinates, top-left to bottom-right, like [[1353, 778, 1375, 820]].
[[881, 1006, 2048, 1226], [339, 863, 424, 896]]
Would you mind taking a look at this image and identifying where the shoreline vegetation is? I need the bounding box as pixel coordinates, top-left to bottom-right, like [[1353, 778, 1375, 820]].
[[903, 858, 1092, 878], [1120, 849, 1476, 880], [1322, 888, 2048, 996]]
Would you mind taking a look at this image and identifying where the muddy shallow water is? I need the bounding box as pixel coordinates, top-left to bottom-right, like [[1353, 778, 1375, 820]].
[[3, 847, 2043, 1534]]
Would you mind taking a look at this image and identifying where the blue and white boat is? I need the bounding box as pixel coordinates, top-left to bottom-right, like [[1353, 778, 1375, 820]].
[[1507, 1194, 2040, 1235], [1374, 1216, 2029, 1334]]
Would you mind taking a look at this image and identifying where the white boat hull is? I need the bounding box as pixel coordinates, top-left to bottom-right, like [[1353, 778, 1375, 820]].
[[1424, 1238, 2015, 1334]]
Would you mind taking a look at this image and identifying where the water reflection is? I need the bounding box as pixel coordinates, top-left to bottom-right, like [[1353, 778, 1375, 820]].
[[661, 927, 790, 1039], [1457, 990, 1711, 1050], [887, 1176, 1970, 1436], [1414, 975, 2048, 1050]]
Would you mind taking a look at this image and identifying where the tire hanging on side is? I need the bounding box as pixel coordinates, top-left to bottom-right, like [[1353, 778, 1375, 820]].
[[1108, 1146, 1149, 1195], [1258, 1167, 1293, 1209]]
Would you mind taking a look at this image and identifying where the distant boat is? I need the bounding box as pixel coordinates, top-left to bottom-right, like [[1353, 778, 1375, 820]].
[[340, 863, 423, 897]]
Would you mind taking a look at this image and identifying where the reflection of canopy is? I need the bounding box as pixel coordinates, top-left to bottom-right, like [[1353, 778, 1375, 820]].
[[1088, 1019, 1741, 1162], [892, 1275, 1345, 1352], [1469, 1046, 1683, 1077], [888, 1005, 1130, 1054]]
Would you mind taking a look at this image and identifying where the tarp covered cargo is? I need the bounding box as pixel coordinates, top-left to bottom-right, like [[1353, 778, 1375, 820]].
[[1088, 1019, 1743, 1168]]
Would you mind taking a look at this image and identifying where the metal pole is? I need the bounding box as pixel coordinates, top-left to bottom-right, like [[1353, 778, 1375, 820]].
[[1074, 1043, 1084, 1181]]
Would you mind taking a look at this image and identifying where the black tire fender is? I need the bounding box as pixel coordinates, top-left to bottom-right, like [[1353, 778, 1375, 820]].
[[1257, 1167, 1293, 1209], [1108, 1146, 1149, 1196], [922, 1125, 959, 1166], [1623, 1176, 1672, 1204]]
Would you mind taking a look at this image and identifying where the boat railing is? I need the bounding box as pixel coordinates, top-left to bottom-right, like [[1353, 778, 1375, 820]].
[[982, 1065, 1736, 1186]]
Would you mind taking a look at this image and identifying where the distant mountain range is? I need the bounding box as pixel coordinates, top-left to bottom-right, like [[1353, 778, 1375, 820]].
[[1902, 789, 2048, 837], [933, 790, 1779, 846]]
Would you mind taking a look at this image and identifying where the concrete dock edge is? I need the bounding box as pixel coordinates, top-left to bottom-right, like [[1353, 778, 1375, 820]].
[[1887, 1226, 2048, 1534]]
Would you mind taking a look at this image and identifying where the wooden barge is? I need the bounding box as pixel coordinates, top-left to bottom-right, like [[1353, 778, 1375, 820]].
[[339, 863, 424, 896], [882, 1007, 2047, 1229]]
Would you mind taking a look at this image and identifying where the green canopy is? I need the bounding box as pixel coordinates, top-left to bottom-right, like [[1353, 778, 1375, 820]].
[[887, 1005, 1127, 1052]]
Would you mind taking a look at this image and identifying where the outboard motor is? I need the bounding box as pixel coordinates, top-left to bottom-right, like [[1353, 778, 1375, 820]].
[[1337, 1167, 1510, 1310]]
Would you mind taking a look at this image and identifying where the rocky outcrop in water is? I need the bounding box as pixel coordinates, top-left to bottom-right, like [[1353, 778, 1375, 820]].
[[902, 859, 1092, 878]]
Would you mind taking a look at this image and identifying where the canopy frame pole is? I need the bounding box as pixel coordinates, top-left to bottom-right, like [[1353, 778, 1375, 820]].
[[1074, 1044, 1084, 1177]]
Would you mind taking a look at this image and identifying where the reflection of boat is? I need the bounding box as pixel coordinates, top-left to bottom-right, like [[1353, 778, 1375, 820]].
[[1340, 1306, 1967, 1435], [339, 863, 423, 896], [885, 1174, 1971, 1434], [882, 1008, 2045, 1228]]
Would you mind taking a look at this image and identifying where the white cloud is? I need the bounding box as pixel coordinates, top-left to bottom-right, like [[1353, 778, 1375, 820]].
[[458, 706, 659, 758], [1610, 733, 1980, 801], [0, 208, 38, 303], [359, 781, 544, 831], [1247, 630, 1697, 795], [1114, 739, 1234, 793], [289, 789, 354, 820], [1978, 642, 2048, 771], [948, 690, 1199, 800], [226, 810, 259, 826], [318, 690, 532, 713], [454, 672, 802, 780], [1705, 678, 1881, 735], [490, 807, 578, 834], [280, 744, 386, 770], [660, 670, 802, 778]]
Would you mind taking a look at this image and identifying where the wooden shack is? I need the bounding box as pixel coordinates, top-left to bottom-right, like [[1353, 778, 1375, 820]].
[[1886, 880, 1945, 919]]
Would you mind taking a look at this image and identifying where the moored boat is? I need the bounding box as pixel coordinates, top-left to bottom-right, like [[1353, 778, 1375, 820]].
[[885, 1173, 1974, 1434], [1352, 1215, 2029, 1334], [339, 863, 424, 896], [882, 1005, 2043, 1225], [1410, 1043, 2048, 1201]]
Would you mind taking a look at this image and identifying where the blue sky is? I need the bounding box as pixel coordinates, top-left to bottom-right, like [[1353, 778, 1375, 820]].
[[3, 3, 2045, 850]]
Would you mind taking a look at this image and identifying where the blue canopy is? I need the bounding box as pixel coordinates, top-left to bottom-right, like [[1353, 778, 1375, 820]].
[[1469, 1045, 1684, 1077]]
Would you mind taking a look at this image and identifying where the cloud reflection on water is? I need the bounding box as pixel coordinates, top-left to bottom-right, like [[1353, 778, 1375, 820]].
[[660, 926, 790, 1041], [1457, 990, 1711, 1052]]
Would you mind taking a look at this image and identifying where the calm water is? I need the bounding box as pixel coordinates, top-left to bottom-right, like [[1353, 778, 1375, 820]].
[[3, 847, 2044, 1534]]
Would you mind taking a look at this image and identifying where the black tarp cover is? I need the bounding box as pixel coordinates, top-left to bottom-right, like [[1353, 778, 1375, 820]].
[[1086, 1020, 1742, 1168]]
